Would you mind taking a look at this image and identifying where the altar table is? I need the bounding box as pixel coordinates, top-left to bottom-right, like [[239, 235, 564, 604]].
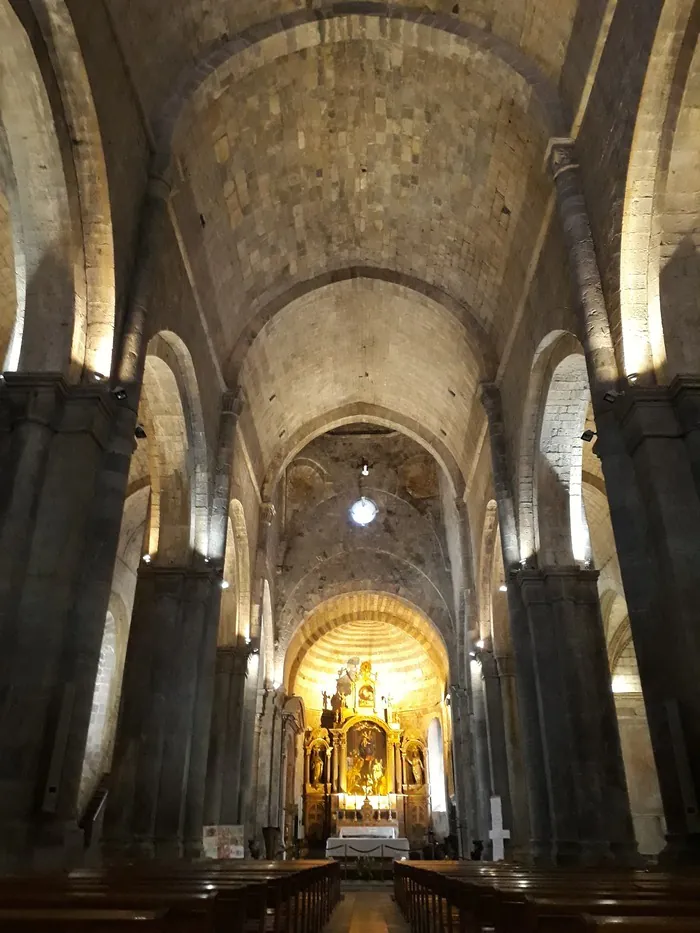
[[338, 825, 397, 838], [325, 837, 410, 859]]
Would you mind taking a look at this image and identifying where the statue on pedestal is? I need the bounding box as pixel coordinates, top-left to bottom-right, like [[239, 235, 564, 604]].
[[311, 747, 324, 787], [409, 753, 424, 786]]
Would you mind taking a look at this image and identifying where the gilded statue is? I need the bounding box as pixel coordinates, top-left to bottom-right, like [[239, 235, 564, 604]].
[[310, 747, 324, 787], [409, 753, 424, 786]]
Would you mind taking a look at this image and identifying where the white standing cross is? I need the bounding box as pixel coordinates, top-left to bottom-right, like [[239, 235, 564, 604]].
[[488, 795, 510, 861]]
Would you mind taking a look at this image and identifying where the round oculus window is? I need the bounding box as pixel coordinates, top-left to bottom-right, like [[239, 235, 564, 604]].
[[349, 496, 378, 526]]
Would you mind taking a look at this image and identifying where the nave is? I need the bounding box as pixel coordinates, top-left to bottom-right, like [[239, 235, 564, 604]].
[[323, 887, 408, 933], [2, 860, 700, 931], [4, 0, 700, 888]]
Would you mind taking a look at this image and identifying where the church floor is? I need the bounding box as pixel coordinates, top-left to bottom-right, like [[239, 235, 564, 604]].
[[324, 885, 409, 932]]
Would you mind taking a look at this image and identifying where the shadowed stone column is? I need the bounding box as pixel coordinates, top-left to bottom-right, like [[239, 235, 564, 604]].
[[448, 683, 472, 858], [480, 647, 516, 858], [204, 643, 251, 827], [548, 138, 700, 863], [103, 566, 219, 859], [239, 654, 262, 837], [201, 390, 247, 837], [479, 382, 550, 862], [493, 651, 530, 858], [0, 375, 129, 868], [611, 381, 700, 862], [517, 567, 636, 865], [470, 660, 492, 849]]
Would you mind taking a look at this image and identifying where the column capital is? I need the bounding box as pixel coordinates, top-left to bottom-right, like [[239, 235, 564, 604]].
[[0, 373, 118, 448], [477, 381, 503, 421], [494, 652, 516, 677], [260, 501, 276, 524], [615, 386, 683, 453], [516, 565, 600, 606], [449, 684, 470, 702], [216, 643, 253, 675], [545, 137, 578, 179], [222, 387, 246, 419], [146, 172, 173, 202]]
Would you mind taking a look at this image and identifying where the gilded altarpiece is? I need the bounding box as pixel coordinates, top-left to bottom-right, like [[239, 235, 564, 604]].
[[302, 660, 430, 846]]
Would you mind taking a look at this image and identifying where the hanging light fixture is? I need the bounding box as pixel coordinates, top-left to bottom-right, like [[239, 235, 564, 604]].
[[349, 457, 378, 526]]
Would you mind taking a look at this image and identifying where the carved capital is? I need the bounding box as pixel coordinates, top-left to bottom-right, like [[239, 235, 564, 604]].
[[260, 501, 276, 525], [546, 137, 578, 180], [478, 381, 502, 421], [222, 387, 246, 419], [147, 172, 172, 202]]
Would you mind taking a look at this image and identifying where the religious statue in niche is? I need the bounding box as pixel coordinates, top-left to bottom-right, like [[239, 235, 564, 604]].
[[409, 753, 424, 786], [404, 741, 426, 790], [346, 722, 387, 795], [310, 746, 324, 787]]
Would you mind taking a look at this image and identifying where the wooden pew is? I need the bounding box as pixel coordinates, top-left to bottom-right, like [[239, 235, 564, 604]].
[[0, 859, 340, 933], [581, 919, 700, 932], [393, 861, 700, 933], [0, 907, 169, 931]]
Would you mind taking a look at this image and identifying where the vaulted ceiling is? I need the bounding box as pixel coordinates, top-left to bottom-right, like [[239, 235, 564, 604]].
[[107, 1, 582, 484]]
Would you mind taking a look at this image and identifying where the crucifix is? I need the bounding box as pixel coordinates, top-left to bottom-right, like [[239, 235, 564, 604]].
[[488, 795, 510, 861]]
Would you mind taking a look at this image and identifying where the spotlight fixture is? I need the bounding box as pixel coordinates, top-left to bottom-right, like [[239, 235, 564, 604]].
[[350, 496, 378, 526], [581, 429, 597, 443], [360, 459, 370, 477], [476, 639, 485, 650], [134, 423, 147, 440], [220, 580, 230, 590], [112, 385, 128, 401], [627, 373, 639, 385], [603, 389, 621, 404], [92, 372, 107, 383], [499, 584, 507, 593], [469, 651, 476, 658], [142, 554, 152, 564]]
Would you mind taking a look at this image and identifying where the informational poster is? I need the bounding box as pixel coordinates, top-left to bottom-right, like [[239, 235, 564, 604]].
[[203, 824, 245, 859]]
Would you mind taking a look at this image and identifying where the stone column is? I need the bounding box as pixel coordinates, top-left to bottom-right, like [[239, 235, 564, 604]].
[[448, 684, 472, 858], [102, 566, 219, 859], [469, 660, 493, 847], [0, 375, 127, 868], [517, 567, 636, 865], [241, 670, 264, 838], [331, 733, 341, 793], [394, 741, 403, 794], [480, 648, 516, 857], [204, 643, 250, 827], [479, 382, 551, 861], [548, 139, 700, 862], [612, 382, 700, 860], [493, 651, 529, 858]]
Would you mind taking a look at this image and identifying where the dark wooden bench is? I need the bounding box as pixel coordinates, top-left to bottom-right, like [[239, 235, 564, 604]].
[[393, 861, 700, 933], [0, 908, 168, 932], [0, 860, 340, 933]]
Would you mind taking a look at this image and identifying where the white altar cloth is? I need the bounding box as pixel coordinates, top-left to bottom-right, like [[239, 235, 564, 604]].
[[325, 837, 410, 859], [338, 825, 397, 838]]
